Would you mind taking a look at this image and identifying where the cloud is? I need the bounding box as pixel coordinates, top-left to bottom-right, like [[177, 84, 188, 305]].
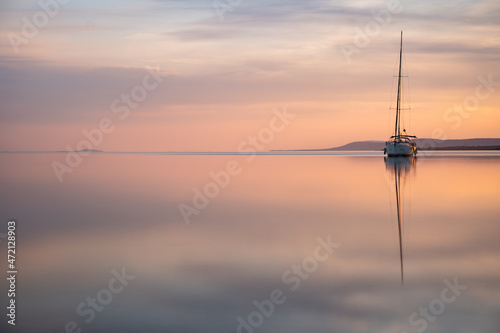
[[165, 27, 241, 41], [0, 0, 498, 150]]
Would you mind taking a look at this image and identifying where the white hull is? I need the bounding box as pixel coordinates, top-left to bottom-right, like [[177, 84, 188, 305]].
[[385, 142, 416, 157]]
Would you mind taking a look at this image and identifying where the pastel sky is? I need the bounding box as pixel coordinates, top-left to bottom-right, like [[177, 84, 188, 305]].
[[0, 0, 499, 151]]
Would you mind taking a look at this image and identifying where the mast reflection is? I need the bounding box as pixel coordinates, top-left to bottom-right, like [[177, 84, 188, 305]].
[[385, 156, 416, 286]]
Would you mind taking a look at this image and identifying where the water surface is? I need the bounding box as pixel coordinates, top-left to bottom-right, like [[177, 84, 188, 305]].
[[0, 152, 499, 333]]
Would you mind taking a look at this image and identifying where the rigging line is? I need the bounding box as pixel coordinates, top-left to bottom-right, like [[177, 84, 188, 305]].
[[403, 49, 412, 134], [404, 49, 411, 108], [389, 76, 396, 137], [401, 65, 404, 131], [400, 79, 403, 130], [409, 98, 412, 134], [389, 106, 392, 138], [389, 52, 398, 137], [390, 41, 399, 109]]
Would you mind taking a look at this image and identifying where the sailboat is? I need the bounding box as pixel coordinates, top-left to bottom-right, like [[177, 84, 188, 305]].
[[384, 31, 417, 157]]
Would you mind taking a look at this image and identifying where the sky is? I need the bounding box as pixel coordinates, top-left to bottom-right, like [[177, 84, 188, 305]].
[[0, 0, 499, 151]]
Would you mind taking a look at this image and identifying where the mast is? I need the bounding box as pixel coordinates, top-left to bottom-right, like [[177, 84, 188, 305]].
[[394, 31, 403, 138]]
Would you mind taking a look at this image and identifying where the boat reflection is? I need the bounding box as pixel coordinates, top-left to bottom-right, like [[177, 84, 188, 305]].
[[384, 156, 416, 286]]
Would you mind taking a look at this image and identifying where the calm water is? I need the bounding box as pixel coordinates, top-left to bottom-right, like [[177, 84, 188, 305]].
[[0, 152, 499, 333]]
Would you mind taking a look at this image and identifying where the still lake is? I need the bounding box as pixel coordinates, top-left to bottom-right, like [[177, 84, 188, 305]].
[[0, 152, 499, 333]]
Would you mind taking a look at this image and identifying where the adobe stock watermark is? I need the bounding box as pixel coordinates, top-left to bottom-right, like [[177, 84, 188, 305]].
[[419, 73, 499, 151], [226, 235, 340, 333], [178, 107, 296, 225], [339, 0, 408, 63], [212, 0, 244, 21], [442, 73, 499, 131], [401, 277, 467, 333], [7, 0, 72, 54], [51, 65, 164, 183], [50, 267, 135, 333]]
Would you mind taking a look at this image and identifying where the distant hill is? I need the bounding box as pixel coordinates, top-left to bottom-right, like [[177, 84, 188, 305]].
[[291, 138, 500, 151]]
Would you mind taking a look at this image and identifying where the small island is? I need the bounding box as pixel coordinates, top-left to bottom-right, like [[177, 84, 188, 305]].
[[275, 138, 500, 152]]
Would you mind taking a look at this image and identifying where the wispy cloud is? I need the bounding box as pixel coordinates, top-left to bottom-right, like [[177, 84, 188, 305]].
[[0, 0, 498, 150]]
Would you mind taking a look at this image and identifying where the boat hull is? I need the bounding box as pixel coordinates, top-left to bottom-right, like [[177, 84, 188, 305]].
[[385, 142, 417, 157]]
